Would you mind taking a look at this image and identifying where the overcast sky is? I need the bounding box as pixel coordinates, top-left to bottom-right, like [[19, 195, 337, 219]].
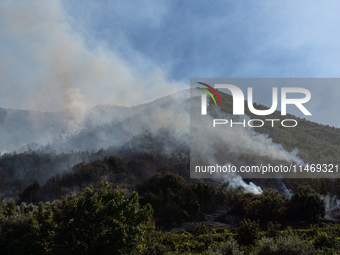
[[1, 1, 340, 126]]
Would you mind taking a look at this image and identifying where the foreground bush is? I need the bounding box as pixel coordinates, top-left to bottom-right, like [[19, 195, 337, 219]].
[[287, 185, 325, 222], [205, 238, 242, 255], [52, 182, 153, 254], [0, 182, 153, 255], [257, 236, 317, 255], [236, 219, 260, 245], [138, 173, 203, 228]]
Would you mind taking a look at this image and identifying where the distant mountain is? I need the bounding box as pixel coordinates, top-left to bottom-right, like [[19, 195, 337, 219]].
[[1, 89, 340, 199], [1, 88, 339, 167], [0, 90, 190, 153]]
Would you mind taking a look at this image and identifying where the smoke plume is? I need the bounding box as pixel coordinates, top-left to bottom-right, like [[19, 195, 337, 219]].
[[0, 1, 308, 197], [0, 0, 183, 115]]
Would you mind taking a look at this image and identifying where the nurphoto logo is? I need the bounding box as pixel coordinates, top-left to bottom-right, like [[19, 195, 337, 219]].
[[197, 82, 312, 128]]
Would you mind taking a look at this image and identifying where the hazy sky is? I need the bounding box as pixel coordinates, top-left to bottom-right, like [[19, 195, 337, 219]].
[[1, 0, 340, 126]]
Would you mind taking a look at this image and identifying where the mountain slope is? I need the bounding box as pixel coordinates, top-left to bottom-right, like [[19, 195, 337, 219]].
[[216, 90, 340, 165]]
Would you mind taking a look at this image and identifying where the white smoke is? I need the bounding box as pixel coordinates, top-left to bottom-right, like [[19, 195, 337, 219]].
[[189, 90, 308, 194], [0, 0, 186, 151], [0, 1, 309, 196], [321, 194, 340, 220], [277, 179, 292, 199], [0, 0, 183, 117], [190, 93, 304, 176], [227, 175, 263, 195]]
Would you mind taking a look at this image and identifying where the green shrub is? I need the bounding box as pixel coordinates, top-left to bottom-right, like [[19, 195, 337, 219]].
[[266, 221, 281, 238], [235, 219, 260, 245], [287, 185, 325, 222], [204, 238, 242, 255], [138, 173, 201, 227], [313, 231, 334, 249], [142, 242, 167, 255], [194, 223, 209, 236], [257, 237, 276, 255], [244, 192, 287, 224], [51, 182, 154, 254], [281, 225, 295, 237], [257, 236, 317, 255]]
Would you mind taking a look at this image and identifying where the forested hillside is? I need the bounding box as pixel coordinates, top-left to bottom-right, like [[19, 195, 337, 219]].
[[1, 90, 340, 254]]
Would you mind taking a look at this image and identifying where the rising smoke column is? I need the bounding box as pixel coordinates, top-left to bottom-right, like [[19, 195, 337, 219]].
[[0, 0, 183, 118], [0, 0, 184, 151]]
